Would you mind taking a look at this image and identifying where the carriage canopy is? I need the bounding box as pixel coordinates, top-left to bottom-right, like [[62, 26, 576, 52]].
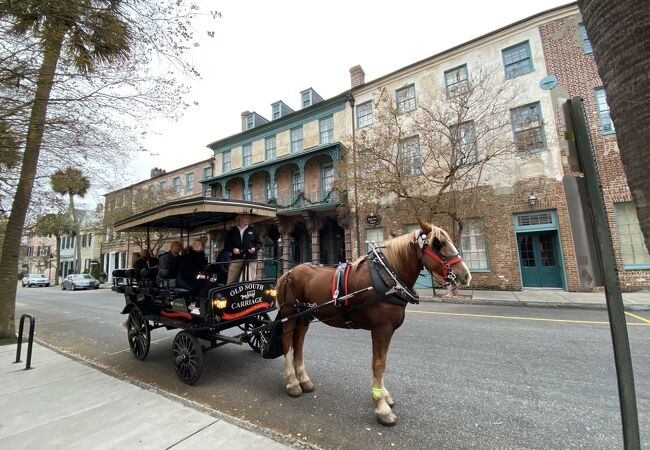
[[113, 197, 277, 233]]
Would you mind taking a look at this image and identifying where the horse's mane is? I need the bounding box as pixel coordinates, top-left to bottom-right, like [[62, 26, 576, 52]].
[[352, 225, 450, 272]]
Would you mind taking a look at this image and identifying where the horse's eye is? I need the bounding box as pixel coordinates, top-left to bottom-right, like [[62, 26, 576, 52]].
[[432, 237, 444, 251]]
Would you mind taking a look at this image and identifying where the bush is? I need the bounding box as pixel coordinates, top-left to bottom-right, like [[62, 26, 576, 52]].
[[90, 265, 107, 282]]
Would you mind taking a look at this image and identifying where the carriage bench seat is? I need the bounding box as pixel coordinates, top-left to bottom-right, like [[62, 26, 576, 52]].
[[172, 288, 191, 298]]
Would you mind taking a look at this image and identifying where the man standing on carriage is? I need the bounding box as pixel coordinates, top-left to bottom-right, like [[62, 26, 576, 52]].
[[225, 214, 262, 284]]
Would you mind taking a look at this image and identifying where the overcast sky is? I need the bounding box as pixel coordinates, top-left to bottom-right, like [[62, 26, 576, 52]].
[[119, 0, 571, 195]]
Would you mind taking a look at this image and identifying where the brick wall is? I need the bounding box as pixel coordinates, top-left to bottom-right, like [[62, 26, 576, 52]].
[[540, 15, 650, 290]]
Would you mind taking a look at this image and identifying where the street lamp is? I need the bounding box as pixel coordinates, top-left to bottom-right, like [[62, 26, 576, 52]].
[[528, 192, 538, 206]]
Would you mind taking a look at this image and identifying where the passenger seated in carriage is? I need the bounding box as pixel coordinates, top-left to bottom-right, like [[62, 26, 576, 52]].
[[177, 239, 208, 297], [157, 240, 181, 285], [133, 249, 150, 279]]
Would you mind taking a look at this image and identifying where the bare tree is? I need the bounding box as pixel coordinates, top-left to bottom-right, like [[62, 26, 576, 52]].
[[343, 64, 524, 242]]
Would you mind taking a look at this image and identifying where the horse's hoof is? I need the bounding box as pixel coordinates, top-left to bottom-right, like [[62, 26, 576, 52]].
[[300, 381, 315, 393], [287, 385, 303, 398], [376, 414, 397, 427]]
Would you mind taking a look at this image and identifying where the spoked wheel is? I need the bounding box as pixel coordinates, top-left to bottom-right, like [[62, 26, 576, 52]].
[[127, 307, 150, 361], [173, 331, 204, 385], [240, 313, 270, 353]]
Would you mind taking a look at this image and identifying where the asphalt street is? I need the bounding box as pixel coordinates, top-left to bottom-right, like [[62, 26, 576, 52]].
[[14, 285, 650, 449]]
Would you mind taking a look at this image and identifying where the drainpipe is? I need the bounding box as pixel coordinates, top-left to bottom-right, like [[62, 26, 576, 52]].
[[346, 93, 361, 258]]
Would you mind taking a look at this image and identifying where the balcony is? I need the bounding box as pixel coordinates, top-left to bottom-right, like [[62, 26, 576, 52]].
[[269, 189, 341, 212]]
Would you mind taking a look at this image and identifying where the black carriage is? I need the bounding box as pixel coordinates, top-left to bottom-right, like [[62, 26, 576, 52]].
[[111, 197, 279, 385]]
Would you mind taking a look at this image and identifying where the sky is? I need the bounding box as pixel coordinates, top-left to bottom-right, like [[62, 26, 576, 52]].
[[119, 0, 572, 196]]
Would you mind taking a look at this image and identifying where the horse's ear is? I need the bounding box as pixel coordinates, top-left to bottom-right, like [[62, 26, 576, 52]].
[[417, 218, 432, 234]]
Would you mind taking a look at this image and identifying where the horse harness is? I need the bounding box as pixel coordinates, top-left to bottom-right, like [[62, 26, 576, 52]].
[[282, 229, 464, 329]]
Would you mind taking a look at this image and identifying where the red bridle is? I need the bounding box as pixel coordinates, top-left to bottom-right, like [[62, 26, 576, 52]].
[[417, 230, 465, 285]]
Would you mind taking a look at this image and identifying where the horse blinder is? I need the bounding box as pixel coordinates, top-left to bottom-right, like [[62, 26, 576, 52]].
[[417, 229, 464, 286]]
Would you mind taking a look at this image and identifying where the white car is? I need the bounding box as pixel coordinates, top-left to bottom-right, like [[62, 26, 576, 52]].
[[62, 274, 100, 291], [22, 273, 50, 287]]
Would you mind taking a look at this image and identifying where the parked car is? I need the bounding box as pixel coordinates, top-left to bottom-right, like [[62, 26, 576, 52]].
[[22, 273, 50, 288], [61, 274, 100, 291]]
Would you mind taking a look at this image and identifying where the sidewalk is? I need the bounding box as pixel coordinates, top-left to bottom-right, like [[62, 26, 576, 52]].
[[0, 343, 295, 450], [416, 288, 650, 310]]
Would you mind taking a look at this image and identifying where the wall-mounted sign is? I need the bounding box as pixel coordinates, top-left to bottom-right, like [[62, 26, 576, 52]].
[[366, 213, 381, 226]]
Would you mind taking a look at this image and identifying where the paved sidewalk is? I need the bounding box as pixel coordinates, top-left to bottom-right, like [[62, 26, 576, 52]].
[[416, 288, 650, 310], [0, 343, 293, 450]]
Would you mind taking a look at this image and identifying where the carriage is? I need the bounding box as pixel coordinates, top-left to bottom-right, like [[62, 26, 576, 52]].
[[111, 197, 280, 385]]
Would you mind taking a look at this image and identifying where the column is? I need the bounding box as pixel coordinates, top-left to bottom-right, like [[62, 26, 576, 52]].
[[304, 212, 320, 265]]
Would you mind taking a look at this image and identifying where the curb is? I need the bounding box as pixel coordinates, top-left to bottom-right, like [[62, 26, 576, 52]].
[[31, 338, 318, 450], [419, 296, 650, 311]]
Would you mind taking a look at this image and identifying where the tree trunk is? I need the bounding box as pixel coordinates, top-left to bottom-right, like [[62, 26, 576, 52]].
[[0, 27, 65, 342], [577, 0, 650, 251], [54, 235, 61, 286], [69, 192, 81, 273]]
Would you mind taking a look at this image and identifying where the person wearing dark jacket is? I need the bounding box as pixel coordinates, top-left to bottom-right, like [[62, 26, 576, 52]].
[[133, 249, 150, 279], [176, 240, 208, 297], [225, 215, 262, 284], [157, 240, 182, 283]]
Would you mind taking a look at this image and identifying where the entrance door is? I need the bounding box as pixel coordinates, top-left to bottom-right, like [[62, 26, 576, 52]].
[[517, 231, 563, 288]]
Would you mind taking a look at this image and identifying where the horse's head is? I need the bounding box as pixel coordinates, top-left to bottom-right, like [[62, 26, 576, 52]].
[[415, 218, 472, 287]]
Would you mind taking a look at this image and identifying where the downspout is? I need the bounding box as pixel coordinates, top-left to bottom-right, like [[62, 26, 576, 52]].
[[347, 93, 362, 258]]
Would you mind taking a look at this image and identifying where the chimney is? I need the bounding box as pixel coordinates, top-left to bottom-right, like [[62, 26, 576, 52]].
[[350, 65, 365, 88], [241, 110, 251, 131]]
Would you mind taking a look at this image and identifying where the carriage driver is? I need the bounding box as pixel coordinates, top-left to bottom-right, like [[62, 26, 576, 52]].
[[225, 214, 262, 284]]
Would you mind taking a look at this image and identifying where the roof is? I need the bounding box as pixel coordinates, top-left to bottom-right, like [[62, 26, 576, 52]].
[[113, 197, 277, 232]]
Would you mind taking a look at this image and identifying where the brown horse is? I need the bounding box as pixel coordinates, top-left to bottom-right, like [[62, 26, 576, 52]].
[[275, 219, 471, 426]]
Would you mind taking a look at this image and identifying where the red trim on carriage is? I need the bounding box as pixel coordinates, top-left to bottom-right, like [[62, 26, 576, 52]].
[[160, 310, 193, 320], [221, 302, 271, 320]]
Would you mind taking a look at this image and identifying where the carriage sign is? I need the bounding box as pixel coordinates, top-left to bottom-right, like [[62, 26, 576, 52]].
[[210, 281, 275, 320]]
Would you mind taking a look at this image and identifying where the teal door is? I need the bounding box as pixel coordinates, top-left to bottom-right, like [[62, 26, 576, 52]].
[[518, 231, 563, 288]]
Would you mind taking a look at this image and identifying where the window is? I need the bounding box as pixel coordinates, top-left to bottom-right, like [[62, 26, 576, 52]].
[[319, 115, 334, 144], [265, 136, 276, 160], [272, 104, 281, 120], [445, 64, 468, 96], [291, 171, 302, 196], [291, 126, 303, 152], [579, 23, 593, 54], [502, 41, 533, 79], [302, 91, 311, 108], [202, 166, 212, 180], [159, 180, 167, 190], [365, 228, 384, 253], [186, 172, 194, 190], [356, 101, 373, 128], [595, 88, 615, 134], [88, 234, 92, 247], [450, 121, 477, 165], [321, 165, 334, 193], [396, 84, 416, 112], [511, 102, 545, 153], [246, 114, 254, 130], [399, 136, 422, 175], [243, 143, 252, 167], [460, 219, 489, 271], [81, 235, 87, 247], [615, 202, 650, 269], [266, 177, 276, 200], [172, 176, 180, 193], [222, 150, 231, 172]]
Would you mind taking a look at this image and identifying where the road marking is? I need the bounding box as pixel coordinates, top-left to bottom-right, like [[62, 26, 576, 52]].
[[107, 336, 172, 356], [625, 312, 650, 324], [407, 310, 650, 326]]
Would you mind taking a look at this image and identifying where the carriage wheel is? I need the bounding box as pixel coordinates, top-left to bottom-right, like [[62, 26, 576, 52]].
[[127, 307, 150, 361], [172, 331, 204, 385], [242, 313, 270, 353]]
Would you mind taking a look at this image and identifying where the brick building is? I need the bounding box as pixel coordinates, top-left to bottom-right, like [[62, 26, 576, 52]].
[[101, 159, 213, 280], [346, 3, 649, 291]]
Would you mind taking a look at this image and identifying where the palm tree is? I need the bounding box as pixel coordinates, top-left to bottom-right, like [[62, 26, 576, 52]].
[[0, 0, 131, 342], [34, 213, 74, 286], [577, 0, 650, 251], [51, 167, 90, 274]]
